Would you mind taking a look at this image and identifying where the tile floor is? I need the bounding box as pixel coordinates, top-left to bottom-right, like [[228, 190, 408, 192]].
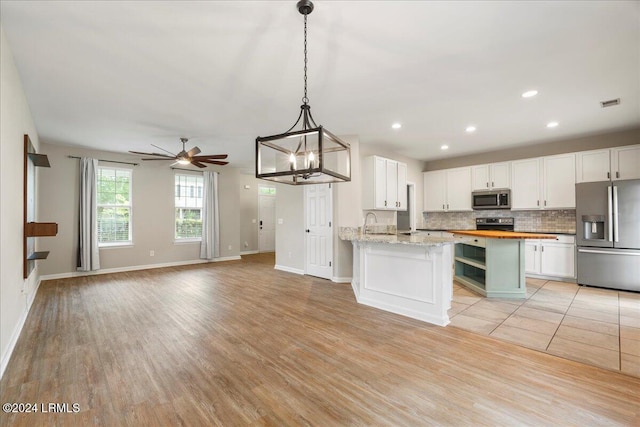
[[449, 278, 640, 378]]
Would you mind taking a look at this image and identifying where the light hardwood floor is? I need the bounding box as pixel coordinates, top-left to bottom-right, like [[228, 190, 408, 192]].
[[1, 253, 639, 426]]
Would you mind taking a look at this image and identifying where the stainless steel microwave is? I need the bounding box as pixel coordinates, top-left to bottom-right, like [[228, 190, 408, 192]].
[[472, 189, 511, 210]]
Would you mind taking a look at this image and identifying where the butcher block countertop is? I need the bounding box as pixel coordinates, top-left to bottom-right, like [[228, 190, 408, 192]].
[[449, 230, 557, 239]]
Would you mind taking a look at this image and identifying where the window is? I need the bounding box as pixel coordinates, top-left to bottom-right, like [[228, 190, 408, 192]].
[[175, 174, 204, 240], [97, 167, 132, 245]]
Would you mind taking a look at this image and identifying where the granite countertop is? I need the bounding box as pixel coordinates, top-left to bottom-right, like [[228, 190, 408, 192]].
[[339, 228, 469, 246]]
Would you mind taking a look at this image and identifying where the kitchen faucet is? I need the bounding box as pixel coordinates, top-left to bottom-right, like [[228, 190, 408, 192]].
[[364, 212, 378, 234]]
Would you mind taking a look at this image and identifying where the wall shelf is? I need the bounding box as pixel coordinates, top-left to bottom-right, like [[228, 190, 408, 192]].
[[23, 134, 57, 278], [27, 251, 50, 261], [26, 222, 58, 237]]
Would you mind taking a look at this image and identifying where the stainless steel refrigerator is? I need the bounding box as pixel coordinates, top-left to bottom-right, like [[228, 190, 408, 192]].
[[576, 179, 640, 292]]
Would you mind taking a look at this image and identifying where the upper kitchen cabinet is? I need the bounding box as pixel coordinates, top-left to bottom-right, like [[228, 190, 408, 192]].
[[511, 158, 542, 209], [362, 155, 407, 210], [611, 145, 640, 181], [423, 167, 472, 212], [511, 153, 575, 210], [543, 153, 576, 209], [576, 144, 640, 183], [471, 162, 511, 191]]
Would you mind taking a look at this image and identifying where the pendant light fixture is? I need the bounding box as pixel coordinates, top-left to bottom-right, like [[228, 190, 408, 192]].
[[255, 0, 351, 185]]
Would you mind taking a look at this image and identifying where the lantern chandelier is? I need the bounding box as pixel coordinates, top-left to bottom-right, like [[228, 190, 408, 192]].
[[255, 0, 351, 185]]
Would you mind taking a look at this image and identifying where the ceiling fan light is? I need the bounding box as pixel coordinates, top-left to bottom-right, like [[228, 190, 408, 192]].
[[177, 158, 191, 165]]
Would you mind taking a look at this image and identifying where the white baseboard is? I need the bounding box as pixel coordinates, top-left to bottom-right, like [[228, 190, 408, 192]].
[[332, 276, 352, 283], [39, 256, 242, 281], [240, 250, 259, 255], [1, 277, 42, 380], [274, 264, 305, 275]]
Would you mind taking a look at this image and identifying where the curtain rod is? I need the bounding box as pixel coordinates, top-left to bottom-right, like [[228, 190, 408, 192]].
[[68, 155, 138, 166]]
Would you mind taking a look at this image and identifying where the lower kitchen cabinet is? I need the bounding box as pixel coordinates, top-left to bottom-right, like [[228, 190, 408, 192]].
[[525, 235, 576, 280]]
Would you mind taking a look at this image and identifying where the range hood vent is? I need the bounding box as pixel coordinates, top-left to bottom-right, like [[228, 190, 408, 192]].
[[600, 98, 621, 108]]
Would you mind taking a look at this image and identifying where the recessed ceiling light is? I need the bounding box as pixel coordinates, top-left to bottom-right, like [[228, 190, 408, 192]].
[[465, 126, 476, 133], [391, 122, 402, 129], [522, 90, 538, 98], [547, 121, 559, 128], [441, 145, 449, 150]]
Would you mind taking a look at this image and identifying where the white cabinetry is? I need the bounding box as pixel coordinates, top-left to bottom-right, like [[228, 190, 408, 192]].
[[511, 158, 542, 209], [611, 145, 640, 180], [363, 155, 407, 210], [471, 162, 511, 190], [511, 154, 575, 210], [543, 154, 576, 209], [525, 235, 576, 279], [423, 167, 472, 212], [576, 144, 640, 183]]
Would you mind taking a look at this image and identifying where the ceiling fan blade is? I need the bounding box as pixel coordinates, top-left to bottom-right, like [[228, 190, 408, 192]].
[[129, 151, 175, 158], [141, 158, 176, 161], [187, 146, 201, 157], [198, 159, 229, 166], [192, 154, 228, 160], [151, 144, 177, 157], [191, 161, 207, 168]]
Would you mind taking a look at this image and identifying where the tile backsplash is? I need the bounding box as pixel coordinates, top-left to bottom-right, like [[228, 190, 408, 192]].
[[422, 209, 576, 234]]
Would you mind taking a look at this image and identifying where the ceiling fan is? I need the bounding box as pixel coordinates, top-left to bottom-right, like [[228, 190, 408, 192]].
[[129, 137, 229, 168]]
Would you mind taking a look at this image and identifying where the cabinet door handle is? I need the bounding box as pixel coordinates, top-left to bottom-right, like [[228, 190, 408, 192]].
[[544, 200, 547, 206], [607, 172, 610, 179], [541, 246, 544, 252], [447, 204, 449, 209], [442, 204, 445, 209], [534, 246, 537, 251], [616, 171, 620, 179], [384, 200, 387, 207], [537, 200, 540, 206], [486, 182, 489, 188], [492, 181, 494, 187]]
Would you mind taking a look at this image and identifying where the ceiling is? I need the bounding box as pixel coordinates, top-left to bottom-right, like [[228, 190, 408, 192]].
[[2, 1, 639, 171]]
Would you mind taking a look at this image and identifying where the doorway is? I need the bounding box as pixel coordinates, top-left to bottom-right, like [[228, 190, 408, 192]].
[[304, 183, 333, 280], [258, 185, 276, 253]]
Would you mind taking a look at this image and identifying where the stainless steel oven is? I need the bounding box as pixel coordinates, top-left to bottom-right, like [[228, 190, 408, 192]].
[[472, 189, 511, 210]]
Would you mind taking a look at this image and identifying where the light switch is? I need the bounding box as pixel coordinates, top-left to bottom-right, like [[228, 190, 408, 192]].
[[244, 185, 251, 189], [278, 218, 284, 224], [252, 219, 256, 223]]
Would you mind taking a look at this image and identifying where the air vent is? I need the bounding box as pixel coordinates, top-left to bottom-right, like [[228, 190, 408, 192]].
[[600, 98, 620, 108]]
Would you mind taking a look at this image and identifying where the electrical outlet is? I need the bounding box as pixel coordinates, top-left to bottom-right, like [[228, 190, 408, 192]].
[[288, 251, 292, 258], [228, 245, 232, 251], [150, 250, 155, 257], [244, 241, 248, 248]]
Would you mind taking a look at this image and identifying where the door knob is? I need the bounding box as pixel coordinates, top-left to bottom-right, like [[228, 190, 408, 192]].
[[306, 229, 310, 233]]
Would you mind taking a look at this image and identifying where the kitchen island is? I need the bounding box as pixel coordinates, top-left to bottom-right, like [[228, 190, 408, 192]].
[[340, 229, 466, 326], [449, 230, 557, 299]]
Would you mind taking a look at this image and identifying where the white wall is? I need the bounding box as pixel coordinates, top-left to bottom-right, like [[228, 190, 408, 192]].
[[0, 26, 41, 378], [274, 183, 304, 273], [37, 143, 241, 276]]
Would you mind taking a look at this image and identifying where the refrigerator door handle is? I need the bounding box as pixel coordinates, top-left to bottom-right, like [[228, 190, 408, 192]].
[[578, 248, 640, 256], [613, 186, 619, 243], [607, 186, 613, 242]]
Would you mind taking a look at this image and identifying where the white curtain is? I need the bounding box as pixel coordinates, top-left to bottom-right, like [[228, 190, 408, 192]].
[[200, 171, 220, 260], [78, 157, 100, 271]]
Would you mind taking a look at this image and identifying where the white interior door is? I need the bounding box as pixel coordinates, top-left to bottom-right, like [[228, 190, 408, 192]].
[[258, 186, 276, 252], [305, 184, 333, 280]]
